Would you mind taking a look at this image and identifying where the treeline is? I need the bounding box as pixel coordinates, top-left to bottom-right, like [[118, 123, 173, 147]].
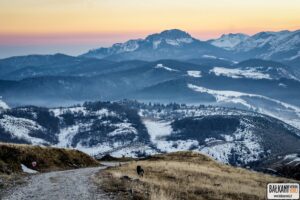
[[0, 100, 152, 146], [167, 116, 240, 143], [1, 106, 59, 144], [83, 101, 149, 143]]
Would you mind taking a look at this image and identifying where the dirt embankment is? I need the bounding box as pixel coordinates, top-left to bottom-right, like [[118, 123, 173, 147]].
[[0, 143, 99, 174], [0, 142, 99, 196]]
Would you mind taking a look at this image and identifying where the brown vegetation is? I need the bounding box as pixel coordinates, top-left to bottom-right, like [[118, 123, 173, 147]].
[[0, 142, 99, 174], [96, 151, 298, 200], [0, 142, 99, 198]]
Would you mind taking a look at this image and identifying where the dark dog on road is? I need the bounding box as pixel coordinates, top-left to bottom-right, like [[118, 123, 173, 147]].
[[136, 165, 144, 177]]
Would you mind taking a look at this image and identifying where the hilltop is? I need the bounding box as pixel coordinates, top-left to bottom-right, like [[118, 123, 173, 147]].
[[96, 151, 298, 200]]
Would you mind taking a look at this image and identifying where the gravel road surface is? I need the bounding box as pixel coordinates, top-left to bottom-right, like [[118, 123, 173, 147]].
[[2, 166, 112, 200]]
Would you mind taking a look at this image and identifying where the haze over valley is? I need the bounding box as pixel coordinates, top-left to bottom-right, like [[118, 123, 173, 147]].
[[0, 28, 299, 177]]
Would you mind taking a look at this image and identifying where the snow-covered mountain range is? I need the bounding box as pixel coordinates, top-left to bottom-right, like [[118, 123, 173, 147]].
[[209, 30, 300, 63], [81, 29, 300, 73], [82, 30, 196, 59], [81, 29, 229, 61], [0, 29, 299, 174]]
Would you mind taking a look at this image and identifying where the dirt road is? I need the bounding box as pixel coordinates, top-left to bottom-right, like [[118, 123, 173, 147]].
[[2, 166, 112, 200]]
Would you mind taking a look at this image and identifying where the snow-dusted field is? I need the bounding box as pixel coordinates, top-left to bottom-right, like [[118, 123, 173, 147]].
[[188, 83, 300, 130], [143, 119, 172, 143], [210, 67, 272, 80], [187, 70, 202, 78]]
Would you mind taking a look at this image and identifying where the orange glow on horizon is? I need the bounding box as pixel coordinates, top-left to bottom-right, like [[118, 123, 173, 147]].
[[1, 1, 300, 34], [1, 0, 300, 56]]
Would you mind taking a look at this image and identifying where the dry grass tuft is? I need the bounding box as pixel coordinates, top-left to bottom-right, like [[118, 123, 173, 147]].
[[96, 151, 299, 200]]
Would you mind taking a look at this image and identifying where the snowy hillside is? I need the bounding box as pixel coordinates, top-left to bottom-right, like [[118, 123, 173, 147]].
[[83, 29, 196, 59], [81, 29, 226, 61], [235, 31, 298, 55], [187, 83, 300, 130], [80, 29, 300, 62], [0, 101, 300, 168], [208, 58, 300, 81], [210, 30, 300, 62], [135, 102, 300, 167], [80, 39, 142, 59], [0, 115, 47, 144], [209, 33, 249, 50], [210, 67, 272, 80], [0, 102, 149, 155], [50, 102, 149, 156]]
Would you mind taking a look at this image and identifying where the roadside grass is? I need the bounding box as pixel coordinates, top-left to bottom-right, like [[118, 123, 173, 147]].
[[0, 142, 99, 174], [95, 151, 298, 200], [0, 142, 99, 197]]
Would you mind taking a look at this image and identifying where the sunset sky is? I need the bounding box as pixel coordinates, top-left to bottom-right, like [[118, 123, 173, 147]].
[[1, 0, 300, 58]]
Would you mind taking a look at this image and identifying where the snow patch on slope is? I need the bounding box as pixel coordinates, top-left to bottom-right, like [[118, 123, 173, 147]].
[[155, 64, 179, 72], [143, 119, 172, 143], [57, 125, 81, 147], [21, 164, 38, 174], [0, 99, 9, 110], [142, 118, 200, 153], [75, 142, 116, 156], [165, 38, 193, 46], [156, 140, 199, 153], [107, 122, 137, 137], [210, 67, 272, 80], [153, 40, 162, 49], [202, 55, 217, 59], [201, 120, 263, 165], [113, 40, 140, 53], [282, 154, 300, 166], [110, 144, 158, 158], [210, 34, 249, 50], [187, 70, 202, 78]]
